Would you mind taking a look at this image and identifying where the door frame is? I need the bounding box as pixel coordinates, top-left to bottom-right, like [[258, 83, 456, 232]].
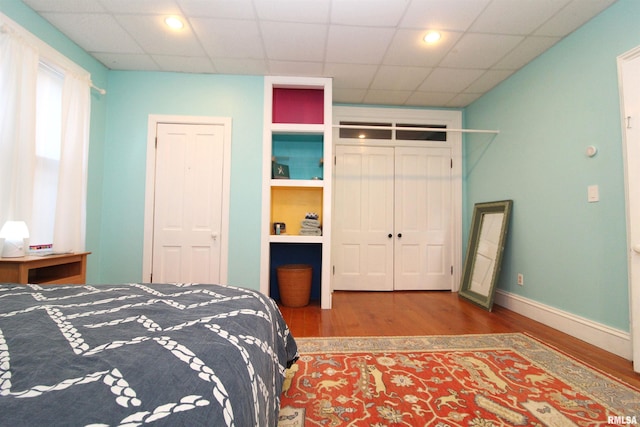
[[142, 115, 232, 284], [333, 106, 462, 291], [618, 45, 640, 371]]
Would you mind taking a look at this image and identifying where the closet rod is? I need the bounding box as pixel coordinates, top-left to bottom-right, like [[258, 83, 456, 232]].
[[332, 124, 499, 134]]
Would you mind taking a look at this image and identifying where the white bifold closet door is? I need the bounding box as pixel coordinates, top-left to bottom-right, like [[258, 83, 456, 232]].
[[333, 146, 395, 291], [333, 145, 452, 291]]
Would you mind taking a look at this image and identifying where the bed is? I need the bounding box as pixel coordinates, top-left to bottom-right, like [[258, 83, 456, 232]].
[[0, 282, 298, 426]]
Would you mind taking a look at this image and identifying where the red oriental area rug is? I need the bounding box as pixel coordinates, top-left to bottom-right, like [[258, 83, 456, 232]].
[[278, 333, 640, 426]]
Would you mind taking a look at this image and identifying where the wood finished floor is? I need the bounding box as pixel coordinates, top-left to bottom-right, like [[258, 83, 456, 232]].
[[278, 290, 640, 390]]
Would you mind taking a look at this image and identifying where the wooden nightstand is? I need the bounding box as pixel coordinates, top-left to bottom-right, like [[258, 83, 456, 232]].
[[0, 252, 90, 285]]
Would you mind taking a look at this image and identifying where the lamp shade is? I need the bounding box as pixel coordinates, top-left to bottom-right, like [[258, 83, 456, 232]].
[[0, 221, 30, 257]]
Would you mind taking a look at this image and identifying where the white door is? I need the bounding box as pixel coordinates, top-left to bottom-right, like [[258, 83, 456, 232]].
[[620, 48, 640, 372], [333, 145, 394, 291], [394, 147, 452, 290], [333, 145, 452, 291], [152, 123, 225, 283]]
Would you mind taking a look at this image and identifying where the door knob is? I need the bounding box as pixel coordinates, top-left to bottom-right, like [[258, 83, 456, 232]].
[[633, 244, 640, 254], [388, 233, 393, 238], [397, 233, 402, 238], [212, 233, 218, 241]]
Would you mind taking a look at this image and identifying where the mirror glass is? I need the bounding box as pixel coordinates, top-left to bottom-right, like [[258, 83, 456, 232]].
[[459, 200, 512, 311], [469, 212, 504, 296]]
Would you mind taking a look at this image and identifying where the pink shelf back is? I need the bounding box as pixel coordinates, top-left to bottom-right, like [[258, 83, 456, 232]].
[[272, 88, 324, 124]]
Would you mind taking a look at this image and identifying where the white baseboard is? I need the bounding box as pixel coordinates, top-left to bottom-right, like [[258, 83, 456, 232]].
[[494, 290, 632, 360]]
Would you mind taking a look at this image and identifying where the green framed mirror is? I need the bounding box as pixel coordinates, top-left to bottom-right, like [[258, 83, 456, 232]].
[[459, 200, 513, 311]]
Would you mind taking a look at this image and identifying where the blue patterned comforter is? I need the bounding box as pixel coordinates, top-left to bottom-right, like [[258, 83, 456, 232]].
[[0, 283, 298, 426]]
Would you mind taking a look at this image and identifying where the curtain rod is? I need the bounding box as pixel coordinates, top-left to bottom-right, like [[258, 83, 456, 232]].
[[90, 81, 106, 95], [332, 124, 499, 134]]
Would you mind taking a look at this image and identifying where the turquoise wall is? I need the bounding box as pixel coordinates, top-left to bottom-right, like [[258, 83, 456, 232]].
[[1, 0, 109, 283], [464, 0, 640, 331], [102, 72, 263, 289]]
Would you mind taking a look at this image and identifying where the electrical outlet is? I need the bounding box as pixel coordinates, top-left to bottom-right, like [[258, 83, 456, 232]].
[[517, 273, 524, 286]]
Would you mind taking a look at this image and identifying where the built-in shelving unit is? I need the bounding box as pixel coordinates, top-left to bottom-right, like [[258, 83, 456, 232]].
[[260, 76, 332, 309]]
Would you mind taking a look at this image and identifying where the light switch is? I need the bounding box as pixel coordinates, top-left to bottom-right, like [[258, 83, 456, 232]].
[[588, 185, 599, 202]]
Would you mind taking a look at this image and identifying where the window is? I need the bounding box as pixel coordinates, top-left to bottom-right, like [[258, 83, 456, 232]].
[[396, 124, 447, 141], [339, 121, 392, 140], [31, 62, 64, 246], [339, 121, 447, 142]]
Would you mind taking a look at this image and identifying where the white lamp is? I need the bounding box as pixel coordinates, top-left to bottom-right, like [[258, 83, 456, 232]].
[[0, 221, 30, 258]]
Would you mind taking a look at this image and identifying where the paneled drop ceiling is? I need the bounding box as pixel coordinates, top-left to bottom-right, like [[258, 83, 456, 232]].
[[21, 0, 616, 107]]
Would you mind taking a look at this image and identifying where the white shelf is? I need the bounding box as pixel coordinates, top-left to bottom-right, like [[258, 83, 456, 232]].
[[269, 235, 325, 244], [270, 123, 326, 134], [270, 179, 324, 188]]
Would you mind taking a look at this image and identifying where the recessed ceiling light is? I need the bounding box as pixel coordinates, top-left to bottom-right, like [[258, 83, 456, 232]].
[[165, 16, 184, 30], [423, 31, 441, 44]]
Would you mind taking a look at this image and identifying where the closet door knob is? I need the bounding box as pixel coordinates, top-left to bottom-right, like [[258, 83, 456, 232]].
[[388, 233, 393, 238], [397, 233, 402, 238]]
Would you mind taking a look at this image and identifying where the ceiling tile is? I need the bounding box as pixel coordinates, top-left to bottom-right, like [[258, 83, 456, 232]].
[[470, 0, 570, 35], [332, 88, 367, 104], [400, 0, 490, 31], [191, 18, 265, 59], [326, 26, 395, 64], [92, 53, 160, 70], [41, 12, 143, 53], [493, 36, 560, 70], [261, 21, 327, 62], [116, 14, 206, 56], [406, 91, 457, 107], [152, 55, 215, 73], [323, 63, 378, 89], [268, 60, 324, 76], [331, 0, 409, 26], [22, 0, 105, 13], [370, 66, 431, 91], [419, 68, 485, 92], [383, 29, 462, 67], [446, 92, 483, 107], [254, 0, 331, 23], [534, 0, 616, 37], [363, 89, 412, 105], [439, 33, 524, 69], [177, 0, 256, 19], [212, 58, 268, 75], [465, 70, 514, 93], [98, 0, 182, 15]]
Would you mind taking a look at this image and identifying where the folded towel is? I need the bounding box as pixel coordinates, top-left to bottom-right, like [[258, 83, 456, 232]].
[[301, 219, 321, 228], [300, 228, 322, 236]]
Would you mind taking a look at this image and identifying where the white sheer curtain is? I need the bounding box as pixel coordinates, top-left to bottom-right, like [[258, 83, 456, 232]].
[[0, 25, 38, 228], [53, 72, 90, 252], [0, 16, 91, 253]]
